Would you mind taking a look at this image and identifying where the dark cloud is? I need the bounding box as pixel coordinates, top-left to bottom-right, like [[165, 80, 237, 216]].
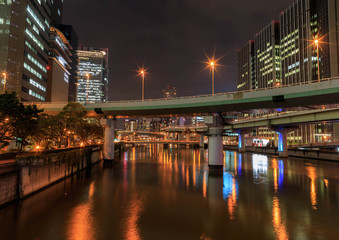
[[63, 0, 296, 100]]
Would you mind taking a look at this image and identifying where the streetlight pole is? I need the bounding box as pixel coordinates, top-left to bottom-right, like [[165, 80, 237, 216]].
[[210, 62, 215, 96], [315, 39, 320, 82], [2, 73, 7, 93], [141, 70, 145, 101], [86, 73, 90, 103], [75, 82, 79, 102]]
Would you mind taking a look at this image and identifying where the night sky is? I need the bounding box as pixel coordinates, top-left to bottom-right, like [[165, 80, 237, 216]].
[[63, 0, 296, 101]]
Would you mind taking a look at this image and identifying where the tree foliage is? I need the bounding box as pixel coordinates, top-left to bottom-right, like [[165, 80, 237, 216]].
[[0, 92, 42, 151], [0, 95, 103, 152]]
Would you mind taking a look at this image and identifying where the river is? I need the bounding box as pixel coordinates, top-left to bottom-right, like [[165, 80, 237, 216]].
[[0, 145, 339, 240]]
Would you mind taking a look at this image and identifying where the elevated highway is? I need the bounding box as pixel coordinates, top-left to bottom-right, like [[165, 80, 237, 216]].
[[27, 78, 339, 169], [225, 108, 339, 130], [32, 78, 339, 117]]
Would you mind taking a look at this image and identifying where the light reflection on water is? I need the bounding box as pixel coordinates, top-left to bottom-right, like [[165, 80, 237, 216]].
[[0, 145, 339, 240], [67, 182, 96, 240], [124, 192, 145, 240], [272, 196, 288, 240], [306, 165, 318, 210]]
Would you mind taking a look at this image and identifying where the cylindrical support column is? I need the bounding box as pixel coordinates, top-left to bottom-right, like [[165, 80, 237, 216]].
[[178, 133, 182, 141], [170, 132, 175, 140], [238, 131, 246, 153], [186, 132, 191, 141], [208, 127, 224, 171], [100, 119, 115, 161], [278, 131, 288, 158], [199, 134, 205, 148]]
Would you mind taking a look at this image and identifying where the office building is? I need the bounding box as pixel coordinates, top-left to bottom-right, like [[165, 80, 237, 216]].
[[237, 40, 255, 90], [254, 21, 281, 89], [0, 0, 51, 101], [46, 26, 72, 102], [60, 25, 78, 102], [280, 0, 339, 85], [162, 86, 177, 99], [77, 46, 109, 103], [50, 0, 63, 27]]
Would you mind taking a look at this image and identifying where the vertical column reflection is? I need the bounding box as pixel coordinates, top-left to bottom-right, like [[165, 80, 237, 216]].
[[223, 172, 238, 220], [306, 166, 318, 210], [272, 196, 289, 240]]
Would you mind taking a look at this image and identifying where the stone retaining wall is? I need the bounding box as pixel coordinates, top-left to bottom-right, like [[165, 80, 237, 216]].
[[0, 146, 102, 207]]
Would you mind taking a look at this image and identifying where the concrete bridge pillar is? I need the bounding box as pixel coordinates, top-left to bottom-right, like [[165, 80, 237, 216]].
[[171, 132, 175, 140], [238, 131, 246, 153], [277, 130, 288, 158], [272, 127, 295, 158], [237, 129, 250, 153], [199, 134, 205, 148], [100, 118, 116, 162], [208, 127, 224, 171], [186, 132, 191, 141], [178, 132, 182, 141]]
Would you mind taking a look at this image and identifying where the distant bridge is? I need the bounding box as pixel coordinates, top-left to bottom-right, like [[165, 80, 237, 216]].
[[117, 130, 164, 137], [225, 107, 339, 130], [119, 140, 199, 146]]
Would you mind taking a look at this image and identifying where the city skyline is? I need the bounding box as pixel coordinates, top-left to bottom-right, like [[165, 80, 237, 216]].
[[63, 0, 296, 100]]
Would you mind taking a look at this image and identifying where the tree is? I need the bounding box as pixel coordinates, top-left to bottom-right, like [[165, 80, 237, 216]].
[[0, 92, 21, 149], [32, 113, 54, 148], [12, 104, 43, 151]]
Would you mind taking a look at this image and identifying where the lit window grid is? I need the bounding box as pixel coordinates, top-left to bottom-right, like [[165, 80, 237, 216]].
[[77, 56, 107, 103]]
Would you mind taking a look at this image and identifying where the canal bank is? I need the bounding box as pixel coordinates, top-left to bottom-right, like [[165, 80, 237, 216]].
[[224, 145, 339, 161], [0, 146, 102, 207]]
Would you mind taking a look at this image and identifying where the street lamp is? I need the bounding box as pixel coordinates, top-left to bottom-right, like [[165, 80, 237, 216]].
[[139, 69, 146, 101], [204, 54, 222, 95], [210, 61, 215, 95], [85, 73, 90, 103], [2, 72, 7, 93], [314, 39, 321, 82]]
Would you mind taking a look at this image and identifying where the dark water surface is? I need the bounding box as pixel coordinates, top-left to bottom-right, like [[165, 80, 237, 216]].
[[1, 145, 339, 240]]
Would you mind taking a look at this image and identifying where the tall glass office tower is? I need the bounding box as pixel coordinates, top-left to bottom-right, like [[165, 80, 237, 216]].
[[236, 40, 255, 91], [77, 46, 109, 103], [0, 0, 52, 101], [280, 0, 339, 84], [254, 21, 281, 89]]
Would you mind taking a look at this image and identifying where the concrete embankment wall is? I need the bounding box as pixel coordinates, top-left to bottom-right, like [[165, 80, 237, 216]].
[[0, 164, 18, 206], [0, 146, 102, 207], [224, 145, 339, 161]]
